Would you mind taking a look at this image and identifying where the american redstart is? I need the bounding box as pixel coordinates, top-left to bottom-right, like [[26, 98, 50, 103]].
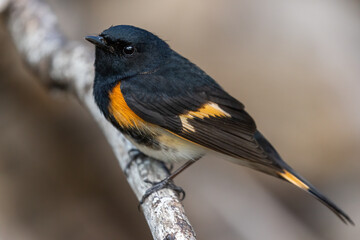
[[85, 25, 353, 224]]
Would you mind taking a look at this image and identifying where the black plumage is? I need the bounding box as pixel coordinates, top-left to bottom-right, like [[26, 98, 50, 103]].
[[86, 25, 353, 225]]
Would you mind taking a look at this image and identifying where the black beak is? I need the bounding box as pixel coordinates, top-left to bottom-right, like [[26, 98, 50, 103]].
[[85, 35, 106, 48]]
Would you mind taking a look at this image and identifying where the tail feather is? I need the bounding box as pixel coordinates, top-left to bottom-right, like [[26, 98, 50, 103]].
[[278, 169, 354, 225], [255, 131, 354, 225]]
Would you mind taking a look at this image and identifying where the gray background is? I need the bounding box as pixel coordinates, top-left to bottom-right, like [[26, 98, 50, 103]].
[[0, 0, 359, 239]]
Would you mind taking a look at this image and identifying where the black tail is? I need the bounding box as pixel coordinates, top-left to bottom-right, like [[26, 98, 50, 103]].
[[255, 131, 354, 225], [278, 168, 354, 225], [307, 187, 354, 225]]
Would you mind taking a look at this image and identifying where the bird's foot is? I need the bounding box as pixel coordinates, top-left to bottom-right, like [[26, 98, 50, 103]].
[[125, 149, 173, 176], [139, 177, 185, 206], [153, 160, 174, 175], [125, 148, 147, 177]]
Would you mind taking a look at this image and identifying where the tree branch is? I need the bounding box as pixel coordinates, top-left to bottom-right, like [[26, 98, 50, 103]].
[[0, 0, 196, 239]]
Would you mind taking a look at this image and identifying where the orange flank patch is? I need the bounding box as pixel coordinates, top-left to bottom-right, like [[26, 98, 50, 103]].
[[279, 170, 309, 190], [108, 82, 145, 128], [179, 102, 231, 132]]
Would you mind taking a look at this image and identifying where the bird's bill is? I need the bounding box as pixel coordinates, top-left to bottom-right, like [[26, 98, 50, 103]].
[[85, 35, 106, 48]]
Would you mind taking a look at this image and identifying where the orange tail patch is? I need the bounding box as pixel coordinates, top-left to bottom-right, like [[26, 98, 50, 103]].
[[279, 170, 309, 190]]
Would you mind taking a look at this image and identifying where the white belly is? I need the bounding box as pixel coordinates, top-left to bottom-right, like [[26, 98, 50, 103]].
[[127, 127, 206, 163]]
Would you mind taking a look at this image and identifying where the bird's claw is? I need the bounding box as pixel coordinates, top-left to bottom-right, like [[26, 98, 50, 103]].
[[125, 148, 147, 177], [138, 178, 185, 207]]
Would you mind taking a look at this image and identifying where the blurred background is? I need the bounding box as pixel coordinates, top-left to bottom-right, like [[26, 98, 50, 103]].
[[1, 0, 359, 239]]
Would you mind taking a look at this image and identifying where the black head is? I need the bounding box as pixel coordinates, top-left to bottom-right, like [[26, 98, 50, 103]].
[[86, 25, 171, 81]]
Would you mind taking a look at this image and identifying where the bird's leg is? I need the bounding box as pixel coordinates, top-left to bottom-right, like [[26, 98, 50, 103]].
[[150, 159, 174, 175], [165, 162, 174, 173], [126, 149, 173, 176], [139, 159, 198, 205]]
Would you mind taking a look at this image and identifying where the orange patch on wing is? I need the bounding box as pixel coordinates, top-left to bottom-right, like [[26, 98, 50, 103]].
[[187, 102, 231, 119], [279, 170, 309, 190], [108, 82, 145, 128], [180, 102, 230, 132]]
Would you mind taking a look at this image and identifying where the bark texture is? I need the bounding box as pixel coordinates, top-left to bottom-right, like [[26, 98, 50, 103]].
[[0, 0, 196, 239]]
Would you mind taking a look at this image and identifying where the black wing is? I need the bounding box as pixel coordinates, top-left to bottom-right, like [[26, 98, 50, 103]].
[[121, 66, 278, 169]]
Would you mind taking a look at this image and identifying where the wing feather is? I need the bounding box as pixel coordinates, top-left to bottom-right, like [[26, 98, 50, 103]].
[[121, 73, 278, 167]]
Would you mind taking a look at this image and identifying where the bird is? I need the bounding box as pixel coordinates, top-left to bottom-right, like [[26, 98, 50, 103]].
[[85, 25, 353, 224]]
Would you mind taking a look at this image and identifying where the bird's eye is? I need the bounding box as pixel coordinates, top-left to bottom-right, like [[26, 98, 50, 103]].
[[123, 45, 136, 56]]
